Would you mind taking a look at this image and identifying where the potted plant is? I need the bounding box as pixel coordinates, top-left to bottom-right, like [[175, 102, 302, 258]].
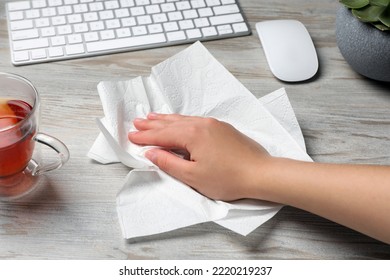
[[335, 0, 390, 82]]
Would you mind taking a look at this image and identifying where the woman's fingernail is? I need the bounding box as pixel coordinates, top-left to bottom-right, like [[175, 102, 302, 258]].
[[128, 132, 136, 141], [133, 118, 143, 123], [148, 112, 158, 119], [145, 149, 158, 163]]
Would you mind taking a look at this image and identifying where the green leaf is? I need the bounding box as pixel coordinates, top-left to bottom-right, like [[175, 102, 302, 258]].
[[369, 0, 390, 7], [379, 4, 390, 27], [352, 5, 387, 22], [340, 0, 369, 9], [371, 22, 390, 30]]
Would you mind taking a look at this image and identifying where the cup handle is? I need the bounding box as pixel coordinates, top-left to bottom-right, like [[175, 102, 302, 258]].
[[32, 133, 70, 176]]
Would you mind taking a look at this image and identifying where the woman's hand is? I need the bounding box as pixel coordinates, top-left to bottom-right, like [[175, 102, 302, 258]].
[[128, 113, 273, 201], [129, 113, 390, 244]]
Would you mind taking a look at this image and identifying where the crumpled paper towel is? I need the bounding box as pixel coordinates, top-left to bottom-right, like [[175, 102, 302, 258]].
[[88, 42, 312, 238]]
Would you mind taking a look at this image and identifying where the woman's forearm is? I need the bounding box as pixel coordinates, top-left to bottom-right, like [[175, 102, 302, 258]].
[[258, 159, 390, 244]]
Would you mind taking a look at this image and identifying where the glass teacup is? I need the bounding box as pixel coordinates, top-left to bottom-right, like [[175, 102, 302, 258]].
[[0, 72, 69, 200]]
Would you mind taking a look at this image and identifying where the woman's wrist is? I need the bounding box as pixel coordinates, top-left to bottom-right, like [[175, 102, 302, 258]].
[[247, 157, 303, 204]]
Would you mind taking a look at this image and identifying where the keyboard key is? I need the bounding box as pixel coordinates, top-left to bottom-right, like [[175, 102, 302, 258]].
[[167, 30, 186, 41], [74, 23, 89, 33], [89, 2, 104, 11], [168, 11, 183, 21], [48, 46, 64, 57], [8, 11, 24, 21], [120, 0, 135, 8], [145, 4, 160, 14], [176, 1, 191, 10], [232, 22, 248, 33], [130, 6, 145, 16], [183, 9, 198, 19], [161, 3, 175, 12], [32, 0, 47, 9], [41, 7, 56, 17], [179, 20, 194, 30], [89, 21, 105, 31], [84, 12, 99, 22], [58, 5, 72, 15], [191, 0, 206, 8], [7, 1, 31, 11], [65, 44, 85, 55], [205, 0, 220, 7], [41, 27, 56, 37], [10, 19, 33, 31], [99, 10, 114, 20], [198, 7, 213, 17], [136, 0, 150, 5], [68, 14, 82, 23], [152, 13, 168, 23], [57, 25, 72, 34], [12, 29, 39, 40], [217, 24, 232, 34], [209, 13, 243, 25], [84, 31, 100, 41], [51, 16, 67, 25], [114, 8, 130, 18], [48, 0, 63, 7], [186, 28, 202, 39], [25, 9, 40, 19], [105, 0, 120, 10], [213, 4, 239, 15], [31, 48, 47, 59], [147, 23, 163, 34], [137, 15, 152, 25], [86, 33, 166, 52], [13, 51, 30, 62], [105, 19, 121, 29], [121, 17, 137, 27], [116, 28, 131, 38], [201, 26, 217, 37], [194, 18, 209, 28], [100, 30, 115, 40], [35, 18, 50, 27], [132, 25, 147, 36], [163, 21, 179, 32], [13, 38, 49, 51], [67, 34, 83, 44], [73, 4, 88, 13], [51, 36, 66, 46]]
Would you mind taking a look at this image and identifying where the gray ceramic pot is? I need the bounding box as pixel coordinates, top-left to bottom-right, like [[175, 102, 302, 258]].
[[336, 6, 390, 82]]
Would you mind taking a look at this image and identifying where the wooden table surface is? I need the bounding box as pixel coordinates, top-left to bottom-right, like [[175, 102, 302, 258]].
[[1, 0, 390, 259]]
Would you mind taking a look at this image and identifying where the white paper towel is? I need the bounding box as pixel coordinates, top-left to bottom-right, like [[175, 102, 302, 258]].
[[88, 42, 312, 238]]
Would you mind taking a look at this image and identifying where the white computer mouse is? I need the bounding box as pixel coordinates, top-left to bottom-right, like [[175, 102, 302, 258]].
[[256, 20, 319, 82]]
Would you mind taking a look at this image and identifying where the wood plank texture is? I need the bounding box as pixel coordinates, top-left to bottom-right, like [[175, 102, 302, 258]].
[[0, 0, 389, 259]]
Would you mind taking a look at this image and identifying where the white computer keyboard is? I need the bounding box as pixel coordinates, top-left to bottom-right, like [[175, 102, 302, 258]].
[[6, 0, 250, 65]]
